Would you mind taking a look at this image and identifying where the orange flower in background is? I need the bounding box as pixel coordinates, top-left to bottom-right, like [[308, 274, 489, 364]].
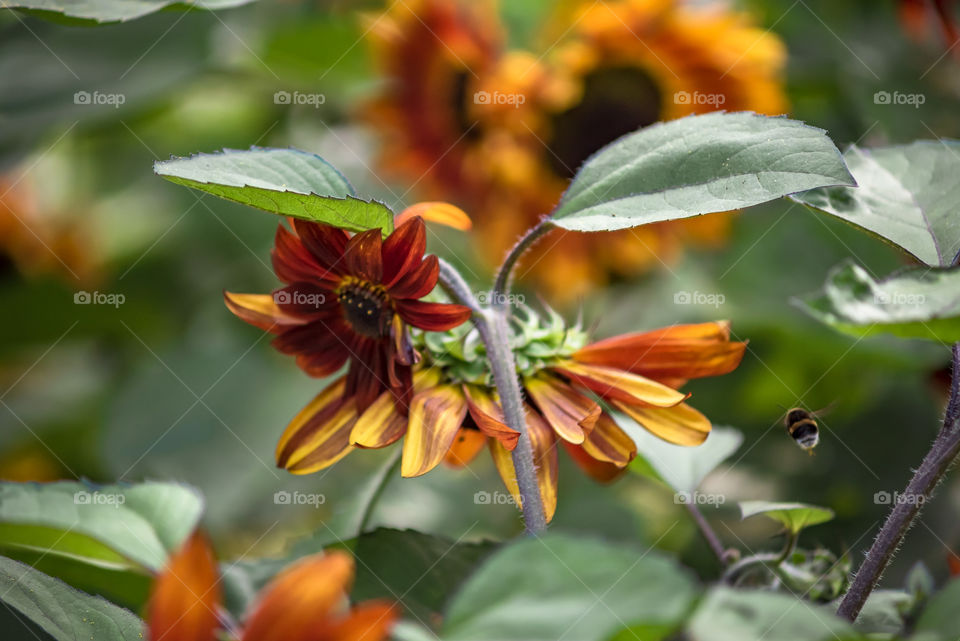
[[148, 532, 396, 641], [363, 0, 788, 301]]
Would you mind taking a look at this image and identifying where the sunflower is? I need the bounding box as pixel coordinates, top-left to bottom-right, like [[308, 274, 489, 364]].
[[278, 306, 745, 521], [148, 532, 395, 641], [362, 0, 788, 301], [224, 213, 472, 420]]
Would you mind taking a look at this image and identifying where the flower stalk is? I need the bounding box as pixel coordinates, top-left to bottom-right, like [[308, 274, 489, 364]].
[[837, 342, 960, 621], [492, 218, 552, 301]]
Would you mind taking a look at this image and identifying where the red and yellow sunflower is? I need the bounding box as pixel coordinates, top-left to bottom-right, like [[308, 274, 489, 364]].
[[362, 0, 788, 301]]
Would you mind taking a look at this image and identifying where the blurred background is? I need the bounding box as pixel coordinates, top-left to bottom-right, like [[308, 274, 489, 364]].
[[1, 0, 958, 587]]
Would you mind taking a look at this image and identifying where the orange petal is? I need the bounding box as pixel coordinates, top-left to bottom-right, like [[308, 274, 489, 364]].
[[574, 321, 746, 382], [615, 401, 711, 446], [400, 385, 468, 477], [395, 202, 472, 230], [325, 601, 398, 641], [553, 361, 688, 407], [523, 375, 600, 444], [147, 531, 221, 641], [489, 408, 558, 522], [242, 552, 354, 641], [581, 412, 637, 467], [563, 442, 627, 483], [464, 385, 519, 450], [444, 428, 487, 467], [224, 292, 308, 333], [276, 378, 357, 474]]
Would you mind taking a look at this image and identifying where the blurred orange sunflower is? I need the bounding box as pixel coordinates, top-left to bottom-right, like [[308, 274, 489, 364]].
[[363, 0, 788, 301], [148, 531, 396, 641]]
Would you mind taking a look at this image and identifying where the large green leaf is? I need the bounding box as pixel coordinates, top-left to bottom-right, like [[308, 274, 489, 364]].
[[687, 587, 857, 641], [739, 501, 834, 534], [155, 148, 395, 234], [791, 141, 960, 267], [797, 262, 960, 343], [915, 577, 960, 640], [549, 112, 854, 232], [442, 533, 699, 641], [0, 481, 203, 572], [2, 0, 253, 24], [0, 556, 144, 641]]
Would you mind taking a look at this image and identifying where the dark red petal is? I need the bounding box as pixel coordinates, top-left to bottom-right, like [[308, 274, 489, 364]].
[[272, 224, 338, 285], [394, 299, 472, 331], [271, 317, 350, 356], [382, 216, 426, 287], [273, 282, 338, 317], [292, 219, 349, 272], [345, 338, 389, 412], [295, 347, 350, 378], [387, 254, 439, 299], [344, 229, 384, 283]]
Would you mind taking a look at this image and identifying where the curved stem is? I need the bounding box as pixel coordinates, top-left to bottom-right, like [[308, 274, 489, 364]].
[[492, 219, 552, 301], [436, 258, 482, 314], [357, 447, 403, 534], [722, 530, 798, 584], [837, 342, 960, 621], [684, 502, 727, 564]]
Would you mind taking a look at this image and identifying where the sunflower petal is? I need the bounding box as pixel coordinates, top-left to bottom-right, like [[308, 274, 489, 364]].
[[464, 385, 519, 450], [241, 552, 354, 641], [292, 219, 349, 272], [387, 254, 439, 299], [382, 216, 426, 287], [224, 292, 307, 332], [444, 428, 487, 467], [147, 531, 221, 641], [395, 202, 472, 231], [489, 408, 558, 522], [273, 282, 337, 316], [615, 401, 711, 446], [394, 299, 472, 331], [400, 385, 468, 477], [523, 375, 600, 444], [325, 601, 398, 641], [344, 228, 384, 283], [581, 412, 637, 467], [554, 361, 687, 407], [272, 224, 339, 285], [351, 391, 407, 448], [276, 378, 357, 474], [563, 442, 627, 483]]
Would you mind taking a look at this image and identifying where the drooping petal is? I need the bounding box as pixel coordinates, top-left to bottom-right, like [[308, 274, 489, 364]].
[[574, 321, 746, 381], [615, 401, 711, 446], [464, 385, 519, 450], [387, 254, 439, 299], [345, 338, 390, 413], [292, 219, 350, 273], [444, 428, 487, 467], [276, 378, 358, 473], [553, 361, 687, 407], [272, 224, 339, 285], [394, 299, 472, 331], [147, 531, 221, 641], [489, 408, 558, 522], [325, 601, 398, 641], [381, 216, 426, 287], [563, 442, 627, 483], [351, 391, 408, 448], [241, 552, 354, 641], [272, 319, 352, 377], [224, 292, 308, 333], [395, 202, 471, 231], [273, 282, 338, 317], [581, 412, 637, 467], [344, 228, 384, 283], [523, 375, 601, 444], [400, 385, 468, 477]]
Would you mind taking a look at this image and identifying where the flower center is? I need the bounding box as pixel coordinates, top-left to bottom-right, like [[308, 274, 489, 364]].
[[337, 277, 392, 338]]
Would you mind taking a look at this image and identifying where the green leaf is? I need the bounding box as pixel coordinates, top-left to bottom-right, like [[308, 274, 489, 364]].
[[549, 112, 854, 232], [916, 577, 960, 640], [155, 148, 395, 234], [739, 501, 835, 534], [790, 141, 960, 267], [687, 587, 858, 641], [442, 533, 699, 641], [623, 420, 743, 494], [2, 0, 254, 24], [797, 262, 960, 343], [847, 590, 911, 635], [0, 556, 145, 641], [0, 481, 203, 572]]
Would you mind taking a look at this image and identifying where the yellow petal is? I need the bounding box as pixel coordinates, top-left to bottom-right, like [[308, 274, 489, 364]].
[[464, 385, 519, 450], [401, 385, 467, 477], [351, 392, 406, 448], [489, 408, 558, 522], [554, 361, 687, 407], [615, 401, 711, 446], [524, 375, 600, 444], [223, 291, 306, 332], [276, 378, 357, 474], [395, 201, 472, 230], [581, 412, 637, 466]]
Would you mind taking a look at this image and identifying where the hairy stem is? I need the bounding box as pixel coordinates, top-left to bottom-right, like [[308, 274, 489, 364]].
[[837, 342, 960, 621], [685, 502, 727, 564], [356, 447, 403, 534], [492, 219, 552, 300]]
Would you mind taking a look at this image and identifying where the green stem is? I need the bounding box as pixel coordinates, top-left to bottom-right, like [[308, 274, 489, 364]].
[[357, 447, 403, 534], [722, 530, 798, 584], [492, 219, 552, 301]]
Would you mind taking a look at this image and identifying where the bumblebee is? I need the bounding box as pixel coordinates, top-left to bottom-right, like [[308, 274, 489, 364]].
[[784, 407, 820, 454]]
